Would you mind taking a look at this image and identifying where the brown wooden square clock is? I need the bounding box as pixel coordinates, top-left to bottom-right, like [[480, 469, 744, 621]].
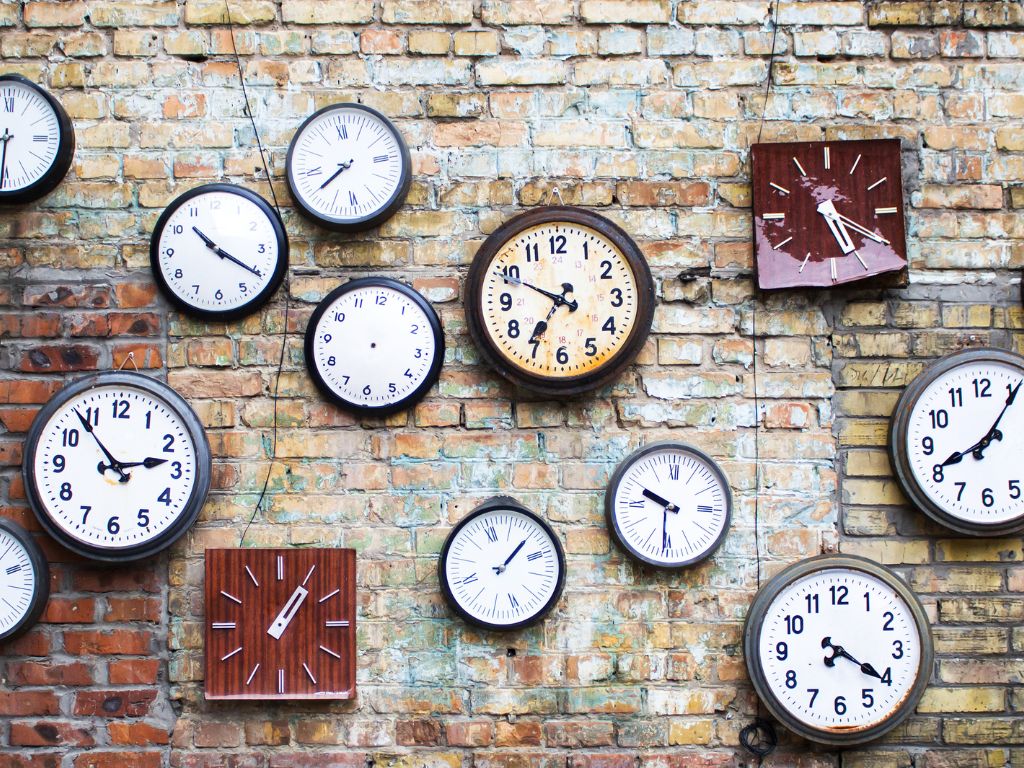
[[205, 548, 356, 700], [751, 138, 908, 290]]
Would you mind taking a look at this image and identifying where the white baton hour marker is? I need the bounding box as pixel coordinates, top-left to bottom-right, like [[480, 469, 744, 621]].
[[773, 236, 793, 250], [325, 620, 349, 628], [867, 176, 887, 191], [212, 622, 235, 630], [854, 250, 868, 270], [245, 565, 259, 587], [824, 146, 831, 170], [319, 588, 340, 604], [220, 590, 242, 605], [799, 253, 811, 273], [849, 154, 862, 175], [320, 644, 342, 659], [278, 669, 284, 694], [276, 555, 283, 581], [769, 182, 790, 195], [245, 664, 260, 686], [875, 207, 897, 215], [221, 646, 243, 662], [302, 564, 316, 586], [830, 258, 838, 282], [762, 212, 785, 220], [793, 157, 807, 176], [303, 663, 317, 685]]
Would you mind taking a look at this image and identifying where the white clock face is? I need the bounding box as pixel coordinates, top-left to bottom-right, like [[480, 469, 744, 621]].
[[757, 567, 924, 734], [0, 527, 39, 636], [287, 104, 408, 228], [306, 280, 442, 413], [30, 383, 201, 554], [0, 78, 64, 193], [903, 358, 1024, 527], [153, 186, 285, 317], [442, 506, 563, 629], [608, 443, 731, 567]]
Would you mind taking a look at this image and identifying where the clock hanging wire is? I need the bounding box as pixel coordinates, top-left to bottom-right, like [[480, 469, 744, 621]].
[[222, 0, 291, 546]]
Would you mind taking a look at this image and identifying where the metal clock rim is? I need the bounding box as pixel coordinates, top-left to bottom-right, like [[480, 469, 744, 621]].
[[303, 276, 445, 416], [22, 371, 212, 563], [149, 182, 289, 322], [438, 496, 566, 632], [465, 205, 656, 397], [604, 440, 733, 569], [0, 73, 75, 205], [0, 517, 50, 642], [889, 346, 1024, 536], [285, 102, 412, 233], [743, 553, 933, 747]]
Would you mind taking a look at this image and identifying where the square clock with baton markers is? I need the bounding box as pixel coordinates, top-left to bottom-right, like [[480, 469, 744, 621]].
[[205, 548, 356, 700]]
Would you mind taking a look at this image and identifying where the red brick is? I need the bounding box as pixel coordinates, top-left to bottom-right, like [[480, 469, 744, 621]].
[[108, 312, 161, 336], [1, 630, 51, 657], [569, 756, 634, 768], [71, 753, 162, 768], [108, 659, 160, 685], [41, 597, 96, 624], [108, 721, 172, 746], [267, 755, 365, 768], [496, 721, 543, 746], [112, 344, 164, 369], [67, 314, 111, 337], [0, 379, 63, 404], [22, 285, 111, 308], [105, 596, 161, 622], [546, 721, 616, 748], [73, 689, 156, 718], [0, 407, 40, 433], [0, 441, 24, 466], [10, 721, 95, 747], [0, 754, 62, 768], [17, 344, 100, 372], [0, 691, 60, 716], [72, 569, 161, 593], [6, 661, 94, 687], [446, 720, 494, 746], [397, 718, 441, 745], [113, 283, 158, 308], [194, 722, 243, 748], [64, 629, 154, 655]]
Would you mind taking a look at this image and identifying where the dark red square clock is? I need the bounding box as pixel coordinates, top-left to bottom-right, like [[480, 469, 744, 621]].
[[751, 138, 908, 290]]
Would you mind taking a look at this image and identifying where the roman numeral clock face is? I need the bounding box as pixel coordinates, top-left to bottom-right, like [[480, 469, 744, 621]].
[[0, 74, 74, 204], [0, 518, 49, 642]]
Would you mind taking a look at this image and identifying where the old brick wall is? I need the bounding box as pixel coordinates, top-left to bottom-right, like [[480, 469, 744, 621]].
[[0, 1, 1022, 766]]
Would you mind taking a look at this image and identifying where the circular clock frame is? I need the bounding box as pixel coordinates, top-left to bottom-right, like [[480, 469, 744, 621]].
[[889, 346, 1024, 536], [150, 183, 288, 321], [438, 496, 566, 632], [465, 206, 655, 397], [285, 102, 412, 233], [22, 371, 212, 563], [304, 277, 445, 416], [0, 517, 50, 642], [0, 73, 75, 205], [604, 441, 732, 569], [744, 554, 933, 747]]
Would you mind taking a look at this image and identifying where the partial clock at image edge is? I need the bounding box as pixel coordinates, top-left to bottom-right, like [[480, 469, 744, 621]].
[[465, 206, 656, 397], [22, 371, 211, 563], [0, 517, 50, 643], [744, 554, 933, 747]]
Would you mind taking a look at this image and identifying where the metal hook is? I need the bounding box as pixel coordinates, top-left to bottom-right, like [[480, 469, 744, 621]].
[[116, 351, 139, 372], [545, 186, 565, 206]]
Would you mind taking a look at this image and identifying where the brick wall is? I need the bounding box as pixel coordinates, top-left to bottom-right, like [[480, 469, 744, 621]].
[[0, 1, 1022, 766]]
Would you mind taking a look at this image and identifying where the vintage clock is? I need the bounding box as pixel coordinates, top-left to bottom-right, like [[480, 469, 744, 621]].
[[438, 497, 565, 632], [23, 371, 211, 562], [605, 442, 732, 568], [0, 517, 49, 642], [150, 183, 288, 321], [205, 548, 356, 700], [285, 102, 411, 232], [0, 73, 75, 205], [889, 347, 1024, 536], [744, 554, 932, 746], [751, 139, 908, 290], [465, 206, 655, 396], [304, 277, 444, 415]]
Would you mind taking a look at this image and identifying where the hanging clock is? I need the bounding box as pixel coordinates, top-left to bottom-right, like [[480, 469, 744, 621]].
[[465, 206, 655, 396], [150, 183, 288, 321], [0, 517, 49, 642], [889, 347, 1024, 536], [605, 442, 731, 568], [285, 102, 411, 232], [0, 74, 75, 205], [751, 139, 908, 290], [23, 371, 212, 563], [744, 554, 932, 746], [438, 497, 565, 632], [304, 277, 444, 416], [205, 548, 357, 700]]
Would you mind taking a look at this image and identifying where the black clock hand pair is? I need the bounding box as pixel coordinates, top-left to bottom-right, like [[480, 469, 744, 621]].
[[941, 379, 1022, 467], [75, 409, 131, 482], [191, 226, 264, 278], [642, 487, 680, 513], [528, 283, 576, 343], [0, 128, 11, 190], [498, 272, 579, 312], [822, 637, 883, 680], [318, 158, 355, 190], [492, 539, 527, 574]]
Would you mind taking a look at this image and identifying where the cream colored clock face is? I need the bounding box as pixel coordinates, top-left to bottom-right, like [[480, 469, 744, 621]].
[[478, 222, 639, 379]]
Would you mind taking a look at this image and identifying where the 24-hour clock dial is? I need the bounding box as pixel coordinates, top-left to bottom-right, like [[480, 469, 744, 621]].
[[0, 518, 49, 642], [745, 555, 932, 746]]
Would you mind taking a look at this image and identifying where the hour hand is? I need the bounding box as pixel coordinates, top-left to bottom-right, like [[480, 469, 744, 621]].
[[817, 200, 856, 254], [75, 409, 129, 481]]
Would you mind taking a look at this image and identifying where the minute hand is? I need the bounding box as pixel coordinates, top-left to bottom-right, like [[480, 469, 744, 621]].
[[945, 379, 1023, 464], [821, 211, 890, 245]]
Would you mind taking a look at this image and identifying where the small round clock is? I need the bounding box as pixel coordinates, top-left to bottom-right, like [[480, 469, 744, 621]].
[[465, 206, 655, 396], [285, 102, 411, 232], [0, 517, 49, 642], [889, 347, 1024, 536], [23, 371, 212, 563], [0, 73, 75, 205], [439, 497, 565, 632], [744, 554, 932, 746], [304, 277, 444, 416], [150, 183, 288, 321], [605, 442, 731, 568]]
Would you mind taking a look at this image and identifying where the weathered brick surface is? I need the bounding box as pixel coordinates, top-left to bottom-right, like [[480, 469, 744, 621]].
[[0, 1, 1022, 765]]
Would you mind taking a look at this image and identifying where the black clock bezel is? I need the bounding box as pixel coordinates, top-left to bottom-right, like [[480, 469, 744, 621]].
[[465, 205, 656, 397], [22, 371, 212, 563], [438, 496, 566, 632], [149, 183, 289, 322], [285, 102, 412, 233], [0, 73, 75, 205], [889, 346, 1024, 536], [304, 277, 445, 416], [743, 554, 933, 747], [604, 441, 732, 569], [0, 517, 50, 642]]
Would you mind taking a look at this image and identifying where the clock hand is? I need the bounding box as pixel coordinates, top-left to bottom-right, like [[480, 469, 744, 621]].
[[821, 637, 882, 679], [74, 408, 130, 482], [529, 300, 563, 343], [267, 584, 309, 639], [940, 379, 1022, 465], [816, 200, 856, 254], [0, 128, 11, 190], [116, 457, 169, 470], [661, 505, 668, 551], [820, 210, 890, 245], [641, 487, 680, 513], [498, 272, 579, 312], [318, 158, 355, 190], [191, 226, 264, 278], [493, 539, 527, 574]]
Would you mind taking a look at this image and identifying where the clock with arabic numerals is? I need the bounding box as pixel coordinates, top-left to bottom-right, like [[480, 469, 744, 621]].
[[0, 73, 75, 205], [304, 277, 444, 416], [465, 206, 655, 396], [889, 347, 1024, 536], [744, 554, 932, 746], [438, 497, 565, 632], [22, 371, 211, 563], [0, 517, 49, 642]]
